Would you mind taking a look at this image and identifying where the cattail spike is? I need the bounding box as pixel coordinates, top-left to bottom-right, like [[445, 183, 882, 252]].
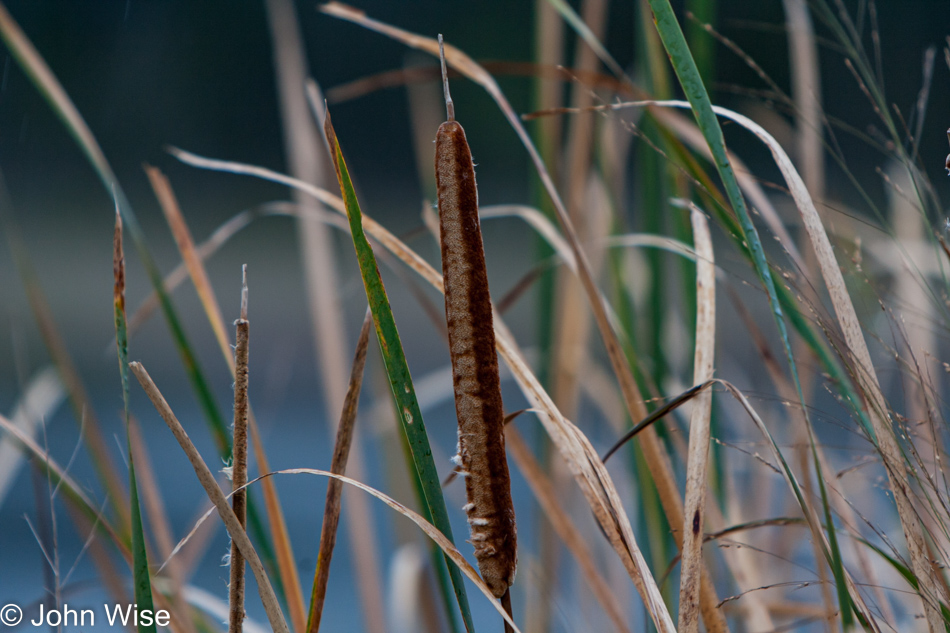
[[438, 34, 455, 122]]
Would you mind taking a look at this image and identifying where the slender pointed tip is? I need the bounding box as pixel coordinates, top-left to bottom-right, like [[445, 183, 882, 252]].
[[438, 34, 454, 121], [241, 264, 248, 320]]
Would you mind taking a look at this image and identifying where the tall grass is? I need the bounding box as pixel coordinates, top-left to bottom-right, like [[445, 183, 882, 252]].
[[2, 1, 950, 632]]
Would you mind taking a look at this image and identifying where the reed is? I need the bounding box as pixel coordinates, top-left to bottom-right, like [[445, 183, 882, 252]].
[[4, 2, 950, 633]]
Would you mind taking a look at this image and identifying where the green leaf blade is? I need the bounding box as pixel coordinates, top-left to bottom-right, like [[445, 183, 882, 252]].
[[324, 111, 476, 633]]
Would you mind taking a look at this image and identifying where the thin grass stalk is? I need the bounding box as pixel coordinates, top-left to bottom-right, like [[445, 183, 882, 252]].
[[145, 165, 230, 366], [0, 413, 125, 555], [145, 165, 301, 621], [229, 268, 250, 633], [129, 362, 290, 633], [264, 3, 386, 628], [636, 2, 849, 617], [633, 0, 681, 585], [706, 101, 947, 628], [114, 209, 159, 633], [0, 367, 64, 506], [0, 0, 233, 459], [221, 469, 520, 632], [552, 0, 609, 421], [307, 309, 373, 633], [677, 206, 716, 633], [780, 6, 844, 627], [491, 39, 564, 621], [725, 284, 891, 629], [1, 412, 183, 633]]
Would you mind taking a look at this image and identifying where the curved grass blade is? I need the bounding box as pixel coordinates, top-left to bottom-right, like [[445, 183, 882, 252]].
[[643, 3, 860, 626], [0, 412, 126, 553], [0, 366, 64, 506], [323, 111, 476, 633], [114, 209, 158, 633]]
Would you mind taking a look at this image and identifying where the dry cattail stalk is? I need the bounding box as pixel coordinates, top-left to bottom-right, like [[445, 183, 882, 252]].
[[435, 34, 517, 603], [229, 265, 250, 633]]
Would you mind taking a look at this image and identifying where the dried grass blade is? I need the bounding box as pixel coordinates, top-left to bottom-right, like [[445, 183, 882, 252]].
[[543, 0, 626, 78], [323, 111, 475, 633], [307, 309, 373, 633], [237, 469, 521, 633], [129, 361, 290, 633], [145, 166, 231, 363], [0, 6, 287, 587], [505, 427, 630, 633], [114, 209, 158, 633], [677, 206, 716, 633], [169, 149, 444, 293], [694, 101, 946, 628], [711, 380, 881, 630], [0, 412, 123, 548]]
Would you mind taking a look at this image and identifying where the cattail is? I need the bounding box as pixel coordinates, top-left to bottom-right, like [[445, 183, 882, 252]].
[[435, 35, 517, 602]]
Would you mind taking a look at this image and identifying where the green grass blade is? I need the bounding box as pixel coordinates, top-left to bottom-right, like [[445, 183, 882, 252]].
[[645, 2, 856, 626], [0, 5, 283, 596], [646, 0, 793, 371], [323, 111, 476, 633], [685, 0, 716, 88], [114, 209, 158, 633]]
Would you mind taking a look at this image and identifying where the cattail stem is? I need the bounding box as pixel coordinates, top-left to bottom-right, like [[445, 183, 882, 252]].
[[229, 265, 250, 633]]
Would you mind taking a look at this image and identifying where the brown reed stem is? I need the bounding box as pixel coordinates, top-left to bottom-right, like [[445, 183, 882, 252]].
[[229, 265, 250, 633], [307, 308, 372, 633]]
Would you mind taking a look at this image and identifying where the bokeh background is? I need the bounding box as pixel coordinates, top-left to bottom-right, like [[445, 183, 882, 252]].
[[1, 1, 950, 631]]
